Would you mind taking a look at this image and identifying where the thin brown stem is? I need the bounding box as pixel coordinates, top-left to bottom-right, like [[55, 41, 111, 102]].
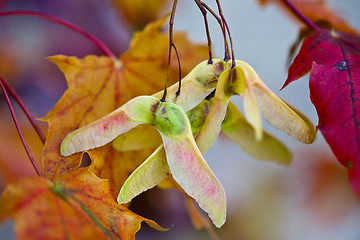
[[201, 2, 230, 61], [215, 0, 236, 68], [161, 0, 179, 102], [173, 43, 182, 101], [0, 78, 46, 144], [194, 0, 213, 64], [0, 78, 43, 176], [0, 11, 116, 59]]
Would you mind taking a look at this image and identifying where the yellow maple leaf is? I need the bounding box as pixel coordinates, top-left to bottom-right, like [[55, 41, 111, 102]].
[[0, 168, 165, 240]]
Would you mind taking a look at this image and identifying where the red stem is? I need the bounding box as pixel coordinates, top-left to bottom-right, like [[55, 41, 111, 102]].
[[0, 10, 116, 59], [0, 78, 46, 144], [282, 0, 320, 31], [0, 78, 43, 176]]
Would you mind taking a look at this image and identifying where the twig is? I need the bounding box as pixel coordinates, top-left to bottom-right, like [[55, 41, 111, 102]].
[[173, 43, 182, 100]]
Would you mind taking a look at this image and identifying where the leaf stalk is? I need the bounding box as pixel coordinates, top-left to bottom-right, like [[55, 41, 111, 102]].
[[0, 78, 46, 144], [282, 0, 320, 31], [0, 10, 116, 59], [0, 77, 43, 176]]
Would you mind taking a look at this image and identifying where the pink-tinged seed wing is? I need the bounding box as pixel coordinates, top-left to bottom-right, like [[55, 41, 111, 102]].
[[153, 102, 226, 228], [162, 135, 226, 227], [60, 96, 160, 156], [236, 60, 315, 144], [117, 99, 213, 205]]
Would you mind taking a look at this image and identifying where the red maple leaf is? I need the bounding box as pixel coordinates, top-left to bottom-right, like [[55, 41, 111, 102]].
[[282, 29, 360, 197]]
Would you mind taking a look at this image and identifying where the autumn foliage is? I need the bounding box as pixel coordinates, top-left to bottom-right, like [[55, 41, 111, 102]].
[[282, 29, 360, 196], [0, 1, 359, 239]]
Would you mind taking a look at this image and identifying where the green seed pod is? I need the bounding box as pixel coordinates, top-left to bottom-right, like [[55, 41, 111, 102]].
[[60, 96, 160, 157], [152, 102, 188, 138]]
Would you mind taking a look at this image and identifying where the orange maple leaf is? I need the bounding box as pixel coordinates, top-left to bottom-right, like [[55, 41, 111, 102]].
[[0, 116, 43, 188], [0, 168, 165, 240]]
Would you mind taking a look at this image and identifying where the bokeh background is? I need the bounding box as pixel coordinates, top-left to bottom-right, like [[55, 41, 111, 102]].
[[0, 0, 359, 239]]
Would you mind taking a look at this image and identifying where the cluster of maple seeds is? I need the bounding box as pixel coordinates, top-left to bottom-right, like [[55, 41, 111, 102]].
[[60, 57, 315, 227], [0, 0, 359, 239]]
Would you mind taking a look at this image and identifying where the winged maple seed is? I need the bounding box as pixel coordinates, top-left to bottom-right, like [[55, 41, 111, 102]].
[[116, 60, 313, 208], [234, 60, 316, 144], [60, 58, 315, 228]]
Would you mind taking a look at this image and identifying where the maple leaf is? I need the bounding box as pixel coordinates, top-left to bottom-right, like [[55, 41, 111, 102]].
[[0, 117, 43, 187], [41, 16, 208, 181], [0, 168, 165, 240], [282, 29, 360, 197], [258, 0, 359, 34]]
